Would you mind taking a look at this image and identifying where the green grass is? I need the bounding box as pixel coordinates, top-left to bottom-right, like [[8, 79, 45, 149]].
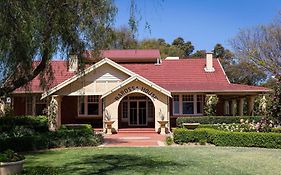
[[23, 147, 281, 175]]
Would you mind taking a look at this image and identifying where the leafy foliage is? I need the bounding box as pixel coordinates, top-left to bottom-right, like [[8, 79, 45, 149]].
[[0, 149, 25, 162], [173, 128, 281, 149], [204, 95, 218, 116], [0, 0, 117, 97], [176, 116, 263, 126]]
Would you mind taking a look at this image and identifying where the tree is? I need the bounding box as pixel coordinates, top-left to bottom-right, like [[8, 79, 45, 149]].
[[0, 0, 116, 97], [212, 44, 267, 85], [107, 26, 138, 49], [230, 14, 281, 122], [172, 37, 194, 56], [225, 61, 267, 85], [191, 50, 206, 58], [213, 44, 225, 58], [230, 21, 281, 79]]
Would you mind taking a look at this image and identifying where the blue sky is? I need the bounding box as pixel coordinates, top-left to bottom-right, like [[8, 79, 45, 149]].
[[114, 0, 281, 51]]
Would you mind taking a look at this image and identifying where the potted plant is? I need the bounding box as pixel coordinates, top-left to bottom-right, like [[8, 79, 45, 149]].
[[0, 150, 25, 175], [104, 110, 115, 134]]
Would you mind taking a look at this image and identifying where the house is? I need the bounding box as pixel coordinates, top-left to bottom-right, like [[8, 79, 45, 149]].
[[11, 49, 270, 133]]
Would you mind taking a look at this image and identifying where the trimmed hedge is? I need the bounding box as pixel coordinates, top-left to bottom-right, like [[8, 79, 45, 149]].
[[173, 128, 281, 149], [0, 115, 48, 132], [0, 124, 103, 152], [176, 116, 263, 126]]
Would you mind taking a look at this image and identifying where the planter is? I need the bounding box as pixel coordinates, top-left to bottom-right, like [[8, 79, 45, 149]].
[[158, 120, 169, 135], [0, 160, 24, 175], [182, 123, 200, 130], [105, 120, 115, 134]]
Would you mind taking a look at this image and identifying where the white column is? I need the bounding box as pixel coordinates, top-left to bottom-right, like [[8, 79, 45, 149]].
[[238, 98, 244, 116], [247, 96, 255, 116]]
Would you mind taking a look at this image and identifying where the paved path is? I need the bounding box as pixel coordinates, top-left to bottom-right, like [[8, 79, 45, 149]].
[[100, 132, 167, 147]]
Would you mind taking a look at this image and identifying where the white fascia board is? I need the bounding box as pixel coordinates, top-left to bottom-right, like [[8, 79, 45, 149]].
[[41, 58, 136, 99]]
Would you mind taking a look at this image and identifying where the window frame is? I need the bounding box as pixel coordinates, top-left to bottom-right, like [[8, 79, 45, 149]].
[[182, 95, 194, 115], [172, 95, 180, 115], [171, 94, 205, 116], [78, 95, 100, 117]]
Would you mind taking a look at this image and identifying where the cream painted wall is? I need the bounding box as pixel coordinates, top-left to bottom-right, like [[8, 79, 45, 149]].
[[55, 64, 130, 96], [103, 80, 170, 132]]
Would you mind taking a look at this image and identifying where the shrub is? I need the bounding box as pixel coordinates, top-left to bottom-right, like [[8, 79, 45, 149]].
[[166, 136, 173, 145], [0, 115, 48, 132], [0, 124, 103, 152], [176, 116, 263, 126], [48, 124, 102, 148], [0, 149, 25, 162], [173, 128, 281, 149]]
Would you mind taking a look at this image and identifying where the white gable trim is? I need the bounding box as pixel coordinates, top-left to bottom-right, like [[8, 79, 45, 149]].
[[41, 58, 136, 99], [101, 74, 171, 99]]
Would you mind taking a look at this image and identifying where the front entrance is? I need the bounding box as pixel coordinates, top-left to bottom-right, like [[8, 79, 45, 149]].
[[129, 101, 147, 126], [118, 93, 155, 128]]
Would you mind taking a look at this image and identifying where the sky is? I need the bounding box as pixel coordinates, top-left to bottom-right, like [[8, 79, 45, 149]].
[[114, 0, 281, 51]]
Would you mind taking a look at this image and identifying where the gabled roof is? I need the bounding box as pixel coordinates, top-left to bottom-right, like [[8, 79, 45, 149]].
[[41, 58, 137, 99], [101, 74, 172, 99], [120, 58, 270, 93]]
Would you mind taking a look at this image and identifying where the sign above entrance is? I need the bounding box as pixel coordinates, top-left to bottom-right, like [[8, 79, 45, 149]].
[[114, 86, 158, 101]]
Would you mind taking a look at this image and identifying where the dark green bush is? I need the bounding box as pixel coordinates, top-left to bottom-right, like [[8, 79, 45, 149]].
[[173, 128, 281, 149], [0, 124, 103, 152], [176, 116, 263, 126], [0, 115, 48, 132]]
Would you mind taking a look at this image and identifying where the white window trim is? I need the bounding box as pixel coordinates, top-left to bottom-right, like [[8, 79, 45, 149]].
[[77, 96, 101, 117], [172, 95, 180, 115], [172, 94, 204, 116]]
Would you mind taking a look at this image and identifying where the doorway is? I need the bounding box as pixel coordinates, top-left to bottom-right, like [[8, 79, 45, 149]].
[[118, 93, 155, 128]]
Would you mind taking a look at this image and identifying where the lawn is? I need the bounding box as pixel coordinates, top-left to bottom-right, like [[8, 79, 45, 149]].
[[23, 147, 281, 175]]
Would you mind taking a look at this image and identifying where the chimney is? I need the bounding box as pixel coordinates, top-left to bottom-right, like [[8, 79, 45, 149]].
[[68, 55, 78, 72], [204, 52, 215, 72]]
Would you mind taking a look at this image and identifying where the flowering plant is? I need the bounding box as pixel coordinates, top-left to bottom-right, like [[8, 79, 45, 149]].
[[217, 117, 275, 132]]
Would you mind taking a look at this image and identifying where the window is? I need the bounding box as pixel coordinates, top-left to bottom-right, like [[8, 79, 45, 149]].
[[35, 96, 47, 115], [78, 96, 100, 116], [173, 95, 179, 115], [182, 95, 194, 114], [122, 101, 128, 119], [197, 95, 203, 114], [78, 96, 85, 115], [87, 96, 99, 115]]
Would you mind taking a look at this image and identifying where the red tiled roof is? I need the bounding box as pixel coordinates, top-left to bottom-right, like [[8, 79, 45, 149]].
[[120, 59, 269, 92], [14, 58, 270, 93], [101, 49, 160, 59], [14, 61, 74, 93], [84, 49, 160, 63]]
